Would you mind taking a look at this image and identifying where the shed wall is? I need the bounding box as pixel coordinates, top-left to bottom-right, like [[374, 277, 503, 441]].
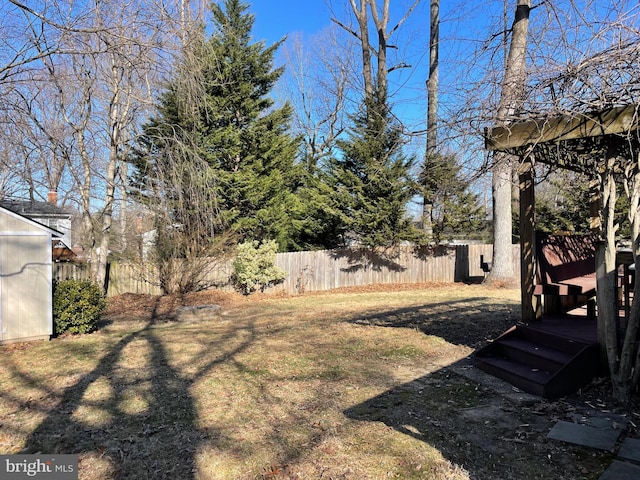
[[0, 214, 53, 343]]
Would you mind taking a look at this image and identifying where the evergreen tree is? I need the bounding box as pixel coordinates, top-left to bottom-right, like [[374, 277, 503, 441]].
[[203, 0, 301, 250], [328, 100, 420, 249], [533, 169, 631, 238], [130, 0, 301, 253], [534, 170, 591, 235], [420, 153, 486, 244], [294, 169, 348, 250], [129, 30, 225, 259]]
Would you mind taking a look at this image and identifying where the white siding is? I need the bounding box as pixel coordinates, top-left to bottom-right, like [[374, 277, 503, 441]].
[[0, 209, 53, 343]]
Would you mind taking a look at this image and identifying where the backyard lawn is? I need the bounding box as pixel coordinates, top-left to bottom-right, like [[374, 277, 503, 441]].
[[0, 283, 627, 479]]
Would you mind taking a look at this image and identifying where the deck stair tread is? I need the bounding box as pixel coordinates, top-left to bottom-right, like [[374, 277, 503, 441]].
[[476, 355, 554, 382], [494, 337, 574, 367], [516, 325, 589, 353], [473, 355, 551, 397], [474, 323, 600, 399]]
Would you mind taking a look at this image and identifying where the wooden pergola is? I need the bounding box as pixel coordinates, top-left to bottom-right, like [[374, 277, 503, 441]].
[[485, 104, 640, 331]]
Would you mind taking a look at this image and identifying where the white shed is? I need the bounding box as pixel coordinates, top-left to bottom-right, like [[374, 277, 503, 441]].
[[0, 205, 61, 344]]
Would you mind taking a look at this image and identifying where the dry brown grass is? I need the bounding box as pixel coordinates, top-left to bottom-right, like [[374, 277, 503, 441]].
[[0, 284, 619, 479]]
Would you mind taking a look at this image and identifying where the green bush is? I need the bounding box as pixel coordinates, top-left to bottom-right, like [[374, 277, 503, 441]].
[[53, 279, 107, 335], [232, 240, 286, 295]]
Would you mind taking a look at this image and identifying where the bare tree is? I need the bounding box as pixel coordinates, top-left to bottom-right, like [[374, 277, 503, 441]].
[[333, 0, 421, 107], [423, 0, 439, 236], [0, 0, 178, 289], [7, 60, 78, 202], [279, 27, 354, 171]]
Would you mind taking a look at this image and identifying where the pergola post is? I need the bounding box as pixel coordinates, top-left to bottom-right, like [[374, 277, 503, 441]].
[[519, 157, 541, 322], [485, 104, 640, 401], [589, 178, 601, 233]]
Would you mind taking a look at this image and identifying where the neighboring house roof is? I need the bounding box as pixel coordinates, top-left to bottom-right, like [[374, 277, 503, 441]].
[[0, 199, 73, 217], [0, 205, 79, 262], [0, 205, 63, 238], [0, 198, 73, 249], [53, 245, 78, 262]]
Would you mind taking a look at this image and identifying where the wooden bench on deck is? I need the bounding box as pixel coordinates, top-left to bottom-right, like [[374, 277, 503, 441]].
[[534, 234, 597, 318]]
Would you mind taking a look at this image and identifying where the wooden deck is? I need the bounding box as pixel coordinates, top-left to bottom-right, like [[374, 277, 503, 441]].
[[525, 311, 598, 345], [474, 308, 602, 398], [527, 284, 633, 346], [475, 248, 635, 398]]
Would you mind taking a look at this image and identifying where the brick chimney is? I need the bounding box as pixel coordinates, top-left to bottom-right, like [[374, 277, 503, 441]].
[[47, 191, 58, 205]]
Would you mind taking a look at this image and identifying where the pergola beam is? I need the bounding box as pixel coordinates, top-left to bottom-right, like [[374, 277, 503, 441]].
[[485, 104, 639, 151]]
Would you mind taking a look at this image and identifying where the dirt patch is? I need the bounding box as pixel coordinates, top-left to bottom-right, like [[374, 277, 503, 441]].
[[346, 364, 640, 479], [104, 289, 249, 320]]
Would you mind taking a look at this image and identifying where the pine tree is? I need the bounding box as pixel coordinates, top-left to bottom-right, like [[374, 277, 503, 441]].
[[534, 170, 592, 235], [294, 169, 348, 250], [202, 0, 301, 250], [420, 153, 486, 244], [131, 0, 301, 253], [329, 100, 419, 249]]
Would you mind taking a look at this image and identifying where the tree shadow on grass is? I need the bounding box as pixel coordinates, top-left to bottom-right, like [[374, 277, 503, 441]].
[[7, 299, 262, 479], [1, 291, 526, 478], [345, 297, 521, 349], [341, 296, 614, 479], [343, 358, 611, 480]]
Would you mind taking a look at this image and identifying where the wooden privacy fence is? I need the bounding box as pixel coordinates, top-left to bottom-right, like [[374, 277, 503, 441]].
[[52, 244, 520, 297]]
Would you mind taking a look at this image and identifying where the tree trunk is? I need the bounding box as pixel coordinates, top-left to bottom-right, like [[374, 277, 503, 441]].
[[423, 0, 439, 237], [489, 154, 516, 283], [596, 154, 624, 399], [626, 158, 640, 394], [345, 0, 420, 108], [487, 0, 530, 284], [349, 0, 374, 104], [603, 145, 640, 403], [119, 161, 128, 252]]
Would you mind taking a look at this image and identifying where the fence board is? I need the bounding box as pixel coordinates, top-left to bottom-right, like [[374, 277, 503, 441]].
[[52, 244, 520, 297], [53, 262, 90, 282]]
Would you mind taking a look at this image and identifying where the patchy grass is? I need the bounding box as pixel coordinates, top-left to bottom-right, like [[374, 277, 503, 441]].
[[0, 283, 620, 479]]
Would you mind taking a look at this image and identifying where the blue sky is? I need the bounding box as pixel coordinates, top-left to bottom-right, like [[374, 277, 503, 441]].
[[247, 0, 447, 216], [249, 0, 436, 131], [245, 0, 504, 133], [244, 0, 550, 180], [251, 0, 334, 44]]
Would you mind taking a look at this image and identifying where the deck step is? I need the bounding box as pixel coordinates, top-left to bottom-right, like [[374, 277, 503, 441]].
[[491, 337, 574, 372], [474, 355, 551, 397], [515, 325, 589, 354], [474, 324, 600, 399]]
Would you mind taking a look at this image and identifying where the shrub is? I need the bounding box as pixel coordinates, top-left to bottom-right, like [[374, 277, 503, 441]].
[[53, 279, 107, 335], [232, 240, 286, 294]]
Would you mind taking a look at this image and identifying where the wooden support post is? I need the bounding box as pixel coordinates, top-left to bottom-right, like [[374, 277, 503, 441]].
[[589, 177, 601, 233], [519, 158, 541, 322], [589, 177, 601, 320]]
